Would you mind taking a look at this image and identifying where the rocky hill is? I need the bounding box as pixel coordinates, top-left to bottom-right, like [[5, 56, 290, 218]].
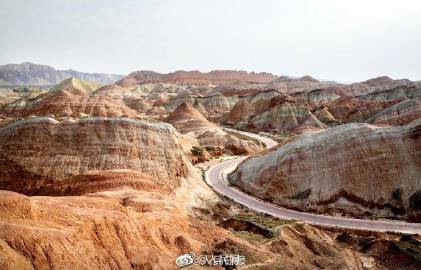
[[362, 76, 420, 90], [0, 62, 123, 86], [319, 97, 398, 124], [0, 117, 191, 194], [165, 102, 222, 135], [0, 77, 140, 118], [3, 189, 418, 269], [367, 99, 421, 126], [224, 94, 327, 133], [229, 120, 421, 221], [116, 70, 277, 87], [23, 78, 140, 118], [166, 103, 264, 160]]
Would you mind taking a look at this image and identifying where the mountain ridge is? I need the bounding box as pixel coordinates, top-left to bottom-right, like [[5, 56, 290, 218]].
[[0, 62, 123, 86]]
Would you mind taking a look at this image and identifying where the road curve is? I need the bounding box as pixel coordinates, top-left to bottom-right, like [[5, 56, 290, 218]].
[[206, 128, 421, 234]]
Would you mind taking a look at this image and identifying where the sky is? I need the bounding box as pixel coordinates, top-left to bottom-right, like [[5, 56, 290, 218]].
[[0, 0, 420, 82]]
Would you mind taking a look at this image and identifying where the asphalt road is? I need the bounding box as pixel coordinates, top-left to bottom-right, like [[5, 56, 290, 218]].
[[205, 128, 421, 234]]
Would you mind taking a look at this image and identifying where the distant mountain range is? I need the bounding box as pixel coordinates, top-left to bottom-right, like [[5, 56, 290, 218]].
[[0, 62, 123, 86]]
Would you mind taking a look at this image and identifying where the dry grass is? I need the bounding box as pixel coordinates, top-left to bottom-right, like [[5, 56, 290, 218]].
[[235, 212, 296, 229]]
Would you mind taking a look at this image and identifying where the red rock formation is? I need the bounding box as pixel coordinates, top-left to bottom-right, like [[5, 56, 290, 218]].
[[225, 95, 327, 133], [264, 75, 376, 98], [116, 70, 276, 87], [216, 86, 266, 97], [229, 120, 421, 220], [115, 70, 163, 87], [0, 117, 189, 194], [124, 98, 153, 112], [0, 189, 231, 269], [292, 88, 342, 109], [362, 76, 417, 90], [313, 106, 337, 124], [165, 102, 221, 135], [367, 99, 421, 126], [3, 189, 417, 269], [325, 97, 398, 123], [166, 103, 263, 157], [223, 99, 256, 126], [0, 78, 140, 118], [38, 169, 172, 196], [23, 89, 141, 118], [362, 85, 421, 101], [163, 92, 234, 118]]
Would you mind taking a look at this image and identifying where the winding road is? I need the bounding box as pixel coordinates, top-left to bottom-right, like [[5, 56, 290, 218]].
[[205, 128, 421, 234]]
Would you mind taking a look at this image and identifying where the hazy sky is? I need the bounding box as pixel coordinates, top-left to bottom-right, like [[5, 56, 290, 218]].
[[1, 0, 420, 82]]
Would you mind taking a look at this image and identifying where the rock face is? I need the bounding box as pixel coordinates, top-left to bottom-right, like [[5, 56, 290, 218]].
[[362, 76, 418, 91], [3, 191, 417, 270], [195, 93, 233, 115], [1, 78, 140, 118], [229, 120, 421, 220], [0, 188, 229, 269], [0, 117, 190, 194], [323, 97, 398, 124], [263, 76, 374, 97], [214, 82, 268, 97], [313, 106, 337, 124], [165, 102, 221, 135], [224, 99, 256, 126], [367, 99, 421, 126], [49, 77, 100, 93], [41, 169, 172, 196], [0, 88, 21, 106], [125, 98, 153, 112], [94, 82, 191, 100], [115, 70, 164, 87], [116, 70, 276, 87], [165, 93, 233, 117], [0, 62, 123, 86], [24, 89, 140, 118], [219, 77, 419, 132], [258, 100, 325, 133], [293, 88, 342, 108], [362, 85, 421, 101], [0, 105, 239, 269], [166, 103, 264, 158], [90, 73, 421, 129], [239, 89, 283, 104], [224, 95, 327, 133], [0, 87, 48, 116], [206, 220, 421, 269]]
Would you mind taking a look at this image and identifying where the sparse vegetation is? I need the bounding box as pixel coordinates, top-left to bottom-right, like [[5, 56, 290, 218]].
[[409, 190, 421, 210], [225, 212, 296, 244], [261, 132, 293, 143], [289, 188, 312, 200], [392, 188, 403, 201], [191, 145, 205, 155], [235, 212, 296, 229], [394, 236, 421, 262], [225, 130, 265, 148], [232, 230, 272, 244]]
